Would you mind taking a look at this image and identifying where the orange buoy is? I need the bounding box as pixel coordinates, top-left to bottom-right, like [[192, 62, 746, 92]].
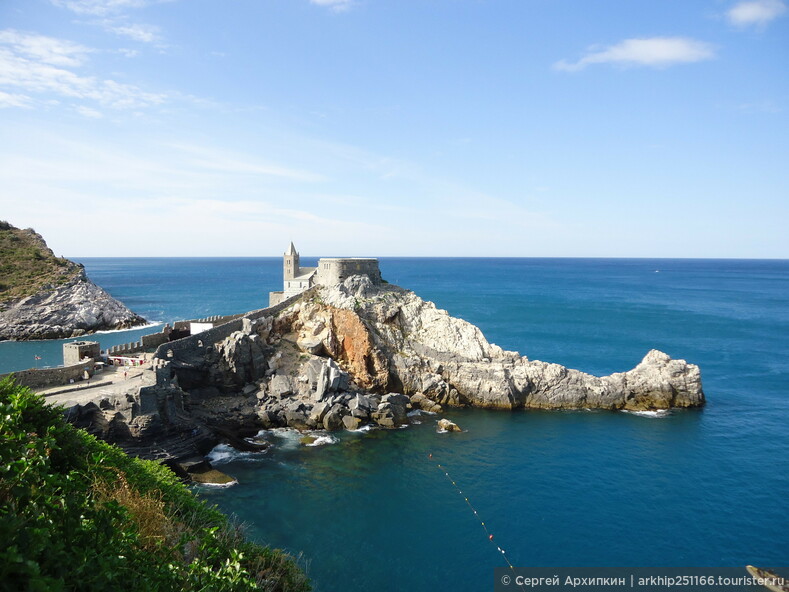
[[489, 534, 494, 541]]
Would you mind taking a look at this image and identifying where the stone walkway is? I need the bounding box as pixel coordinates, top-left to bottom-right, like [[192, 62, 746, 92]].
[[41, 364, 157, 406]]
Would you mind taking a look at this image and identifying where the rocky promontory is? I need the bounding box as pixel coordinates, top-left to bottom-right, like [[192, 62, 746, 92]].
[[56, 275, 704, 466], [0, 221, 146, 340]]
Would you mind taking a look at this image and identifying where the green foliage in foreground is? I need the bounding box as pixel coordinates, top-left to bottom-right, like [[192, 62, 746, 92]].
[[0, 377, 311, 592]]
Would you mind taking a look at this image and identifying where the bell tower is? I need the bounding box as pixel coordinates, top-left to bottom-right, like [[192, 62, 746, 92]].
[[284, 241, 299, 280]]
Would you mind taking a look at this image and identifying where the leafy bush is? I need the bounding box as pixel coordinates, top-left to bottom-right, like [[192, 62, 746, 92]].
[[0, 377, 311, 592]]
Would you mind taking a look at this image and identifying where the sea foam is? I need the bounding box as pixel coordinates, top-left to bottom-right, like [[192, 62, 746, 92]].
[[622, 409, 672, 418]]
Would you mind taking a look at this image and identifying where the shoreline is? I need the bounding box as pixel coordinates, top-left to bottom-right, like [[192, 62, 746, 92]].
[[40, 276, 705, 475], [0, 320, 162, 344]]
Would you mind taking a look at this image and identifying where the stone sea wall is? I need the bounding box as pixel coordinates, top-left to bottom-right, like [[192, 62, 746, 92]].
[[1, 359, 94, 389]]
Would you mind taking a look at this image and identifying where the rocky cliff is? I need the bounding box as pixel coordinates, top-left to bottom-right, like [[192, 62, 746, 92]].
[[56, 275, 704, 466], [271, 276, 704, 411], [0, 222, 146, 340]]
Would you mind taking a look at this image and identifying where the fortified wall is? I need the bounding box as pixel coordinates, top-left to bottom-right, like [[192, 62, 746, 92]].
[[106, 312, 247, 357], [0, 359, 95, 389], [154, 290, 309, 363]]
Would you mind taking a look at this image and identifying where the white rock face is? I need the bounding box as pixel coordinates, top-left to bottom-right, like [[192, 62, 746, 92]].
[[0, 269, 146, 340], [285, 276, 705, 410]]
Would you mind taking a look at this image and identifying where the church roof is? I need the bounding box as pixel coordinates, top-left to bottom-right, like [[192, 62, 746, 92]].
[[294, 267, 317, 280], [286, 241, 298, 256]]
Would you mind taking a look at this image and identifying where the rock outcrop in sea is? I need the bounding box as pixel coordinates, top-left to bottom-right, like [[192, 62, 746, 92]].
[[0, 222, 146, 340], [56, 275, 704, 467]]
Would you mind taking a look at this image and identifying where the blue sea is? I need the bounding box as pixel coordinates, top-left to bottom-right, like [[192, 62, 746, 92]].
[[1, 258, 787, 591]]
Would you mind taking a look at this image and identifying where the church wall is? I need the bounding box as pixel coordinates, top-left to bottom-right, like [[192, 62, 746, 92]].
[[316, 258, 381, 286]]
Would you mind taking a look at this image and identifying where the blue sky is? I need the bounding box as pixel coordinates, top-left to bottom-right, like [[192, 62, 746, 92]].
[[0, 0, 787, 257]]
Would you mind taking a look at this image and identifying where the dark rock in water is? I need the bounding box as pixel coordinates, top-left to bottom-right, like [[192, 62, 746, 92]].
[[212, 426, 270, 452], [189, 467, 237, 486], [371, 405, 397, 428], [371, 394, 408, 428], [437, 418, 461, 432]]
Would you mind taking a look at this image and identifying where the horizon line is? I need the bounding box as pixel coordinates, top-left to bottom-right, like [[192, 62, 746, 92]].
[[66, 255, 789, 261]]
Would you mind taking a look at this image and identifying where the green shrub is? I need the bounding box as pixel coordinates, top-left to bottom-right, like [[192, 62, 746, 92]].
[[0, 377, 310, 592]]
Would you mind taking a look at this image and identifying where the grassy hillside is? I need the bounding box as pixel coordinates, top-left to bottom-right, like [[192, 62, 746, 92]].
[[0, 221, 82, 304], [0, 377, 311, 592]]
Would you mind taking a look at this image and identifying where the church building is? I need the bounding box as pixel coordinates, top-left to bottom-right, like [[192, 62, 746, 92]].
[[268, 242, 382, 306]]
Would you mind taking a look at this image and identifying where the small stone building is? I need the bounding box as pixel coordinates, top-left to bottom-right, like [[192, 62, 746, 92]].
[[269, 242, 381, 306], [63, 340, 101, 366]]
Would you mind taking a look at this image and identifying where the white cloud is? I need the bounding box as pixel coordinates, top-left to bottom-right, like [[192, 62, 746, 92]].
[[99, 21, 161, 43], [51, 0, 166, 45], [727, 0, 787, 26], [0, 29, 92, 67], [167, 143, 327, 182], [0, 128, 391, 256], [737, 99, 782, 113], [0, 29, 167, 109], [310, 0, 354, 12], [75, 105, 103, 118], [554, 37, 716, 72], [50, 0, 151, 16], [0, 90, 33, 108]]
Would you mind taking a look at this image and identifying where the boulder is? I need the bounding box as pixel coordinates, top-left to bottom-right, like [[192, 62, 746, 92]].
[[257, 409, 282, 429], [212, 331, 269, 388], [309, 401, 330, 424], [380, 394, 408, 425], [284, 409, 310, 430], [437, 418, 461, 432], [270, 374, 294, 397], [410, 392, 443, 413], [323, 409, 345, 431], [286, 401, 306, 413], [342, 415, 362, 430], [297, 335, 324, 355], [371, 409, 396, 428], [349, 394, 373, 412], [314, 358, 350, 401], [189, 467, 238, 486]]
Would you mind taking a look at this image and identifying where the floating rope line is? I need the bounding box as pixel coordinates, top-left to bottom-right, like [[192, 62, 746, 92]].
[[429, 453, 526, 591]]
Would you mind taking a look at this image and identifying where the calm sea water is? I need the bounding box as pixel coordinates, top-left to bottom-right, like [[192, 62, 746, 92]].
[[1, 258, 787, 591]]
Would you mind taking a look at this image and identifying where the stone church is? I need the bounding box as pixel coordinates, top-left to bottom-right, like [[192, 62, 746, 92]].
[[268, 242, 381, 306]]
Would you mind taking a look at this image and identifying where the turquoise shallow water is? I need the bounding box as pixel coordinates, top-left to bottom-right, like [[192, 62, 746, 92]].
[[1, 258, 787, 590]]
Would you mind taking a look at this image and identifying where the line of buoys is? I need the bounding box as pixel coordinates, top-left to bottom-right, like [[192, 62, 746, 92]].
[[429, 453, 526, 591]]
